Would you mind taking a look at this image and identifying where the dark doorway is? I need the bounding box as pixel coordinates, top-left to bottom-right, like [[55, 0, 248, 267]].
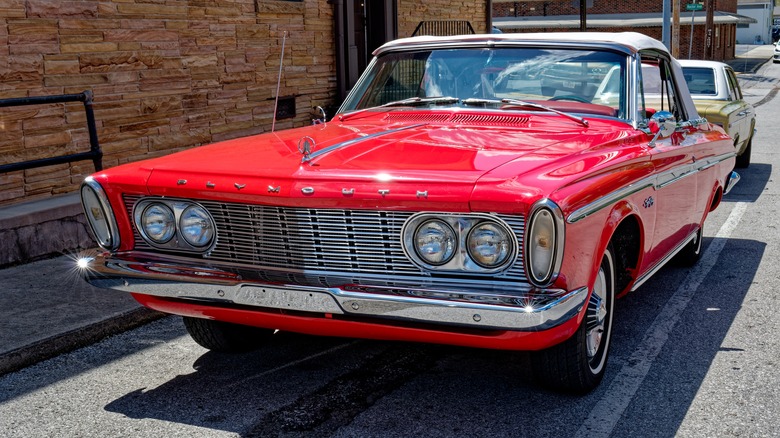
[[334, 0, 397, 101]]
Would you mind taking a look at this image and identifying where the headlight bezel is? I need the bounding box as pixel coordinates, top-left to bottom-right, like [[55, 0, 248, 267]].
[[80, 177, 120, 251], [132, 198, 216, 253], [402, 212, 518, 274], [524, 199, 565, 287]]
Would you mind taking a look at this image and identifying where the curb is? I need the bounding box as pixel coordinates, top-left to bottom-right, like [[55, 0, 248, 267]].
[[0, 307, 166, 377]]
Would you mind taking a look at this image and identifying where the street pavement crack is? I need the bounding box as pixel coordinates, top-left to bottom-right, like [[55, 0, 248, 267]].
[[243, 344, 444, 437]]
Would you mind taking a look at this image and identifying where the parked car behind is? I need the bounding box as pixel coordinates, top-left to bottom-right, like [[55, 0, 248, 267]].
[[678, 59, 755, 168], [78, 32, 739, 393]]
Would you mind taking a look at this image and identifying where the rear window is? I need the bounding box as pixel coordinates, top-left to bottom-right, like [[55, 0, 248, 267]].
[[681, 67, 717, 95]]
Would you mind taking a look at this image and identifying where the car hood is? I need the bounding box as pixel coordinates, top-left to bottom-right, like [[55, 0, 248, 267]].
[[139, 111, 633, 206]]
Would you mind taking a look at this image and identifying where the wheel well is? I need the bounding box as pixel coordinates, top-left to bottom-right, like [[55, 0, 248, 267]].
[[610, 215, 641, 295]]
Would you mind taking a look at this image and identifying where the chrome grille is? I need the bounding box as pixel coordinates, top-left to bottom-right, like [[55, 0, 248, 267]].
[[125, 196, 527, 282]]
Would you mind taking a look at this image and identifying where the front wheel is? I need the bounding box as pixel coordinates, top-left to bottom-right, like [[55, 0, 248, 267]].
[[183, 317, 274, 353], [531, 245, 616, 393]]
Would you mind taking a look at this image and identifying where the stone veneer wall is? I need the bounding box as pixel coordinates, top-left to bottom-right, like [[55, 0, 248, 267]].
[[0, 0, 488, 207], [0, 0, 337, 206]]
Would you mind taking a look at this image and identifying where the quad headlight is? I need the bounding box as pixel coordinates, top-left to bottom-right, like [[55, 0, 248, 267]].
[[140, 203, 175, 244], [133, 198, 216, 252], [80, 177, 120, 250], [179, 205, 215, 248], [402, 213, 517, 273], [413, 219, 456, 265], [467, 222, 511, 268]]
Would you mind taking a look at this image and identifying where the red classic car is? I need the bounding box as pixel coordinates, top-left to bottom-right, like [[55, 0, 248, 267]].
[[79, 32, 739, 393]]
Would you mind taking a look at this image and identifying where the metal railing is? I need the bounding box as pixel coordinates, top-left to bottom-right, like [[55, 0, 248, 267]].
[[411, 20, 475, 37], [0, 90, 103, 173]]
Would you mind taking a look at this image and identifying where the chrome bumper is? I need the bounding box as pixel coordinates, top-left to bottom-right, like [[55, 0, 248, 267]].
[[725, 170, 740, 195], [81, 253, 588, 331]]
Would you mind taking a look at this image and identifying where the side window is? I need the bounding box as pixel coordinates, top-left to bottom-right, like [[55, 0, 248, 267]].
[[638, 56, 687, 122], [725, 69, 742, 100]]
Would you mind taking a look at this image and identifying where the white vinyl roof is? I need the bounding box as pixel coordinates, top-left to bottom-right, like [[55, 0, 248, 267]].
[[494, 11, 757, 30], [376, 31, 669, 56]]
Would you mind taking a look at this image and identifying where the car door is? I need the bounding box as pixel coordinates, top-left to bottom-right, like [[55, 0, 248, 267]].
[[638, 56, 700, 270], [723, 67, 752, 151]]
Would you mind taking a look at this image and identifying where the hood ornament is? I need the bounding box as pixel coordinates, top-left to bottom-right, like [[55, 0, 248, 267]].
[[297, 136, 315, 163]]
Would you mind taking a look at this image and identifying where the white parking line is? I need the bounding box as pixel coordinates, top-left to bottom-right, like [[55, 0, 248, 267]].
[[575, 202, 748, 438]]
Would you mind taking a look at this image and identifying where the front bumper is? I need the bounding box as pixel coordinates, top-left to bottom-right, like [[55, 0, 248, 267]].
[[81, 252, 588, 332]]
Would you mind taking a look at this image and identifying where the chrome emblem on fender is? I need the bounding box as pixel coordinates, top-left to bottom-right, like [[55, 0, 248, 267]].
[[298, 136, 315, 163], [643, 197, 654, 208]]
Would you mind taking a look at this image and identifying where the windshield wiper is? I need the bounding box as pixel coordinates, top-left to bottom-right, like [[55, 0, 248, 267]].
[[339, 96, 460, 121], [462, 97, 589, 127], [381, 96, 460, 107]]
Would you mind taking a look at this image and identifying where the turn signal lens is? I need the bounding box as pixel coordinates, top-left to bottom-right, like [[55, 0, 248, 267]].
[[528, 208, 556, 284]]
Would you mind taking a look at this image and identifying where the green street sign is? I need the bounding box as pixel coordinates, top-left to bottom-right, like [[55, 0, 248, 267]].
[[686, 3, 703, 11]]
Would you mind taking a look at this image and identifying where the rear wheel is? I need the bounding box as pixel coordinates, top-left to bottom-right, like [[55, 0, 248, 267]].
[[673, 227, 703, 267], [532, 245, 616, 393], [183, 317, 274, 353], [735, 137, 752, 168]]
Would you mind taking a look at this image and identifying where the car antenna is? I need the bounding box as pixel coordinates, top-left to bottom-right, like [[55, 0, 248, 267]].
[[272, 31, 287, 133]]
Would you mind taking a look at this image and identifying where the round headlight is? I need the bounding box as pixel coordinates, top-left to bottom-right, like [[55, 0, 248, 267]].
[[80, 182, 116, 250], [179, 205, 215, 248], [141, 203, 175, 244], [414, 219, 456, 266], [467, 222, 511, 268], [527, 207, 557, 284]]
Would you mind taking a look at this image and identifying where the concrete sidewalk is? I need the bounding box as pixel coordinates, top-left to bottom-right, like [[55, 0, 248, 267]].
[[0, 256, 163, 376], [0, 41, 775, 378]]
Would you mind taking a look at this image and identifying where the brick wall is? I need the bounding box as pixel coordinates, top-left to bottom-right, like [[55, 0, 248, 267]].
[[398, 0, 488, 37], [0, 0, 338, 206], [493, 0, 736, 16]]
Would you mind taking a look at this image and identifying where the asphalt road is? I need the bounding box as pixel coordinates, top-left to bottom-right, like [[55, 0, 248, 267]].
[[1, 65, 779, 437]]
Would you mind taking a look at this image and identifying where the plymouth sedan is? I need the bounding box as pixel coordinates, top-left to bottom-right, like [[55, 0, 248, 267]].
[[79, 32, 739, 393], [678, 59, 755, 168]]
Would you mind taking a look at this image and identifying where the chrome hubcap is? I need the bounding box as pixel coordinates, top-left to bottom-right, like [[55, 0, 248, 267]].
[[586, 268, 608, 360]]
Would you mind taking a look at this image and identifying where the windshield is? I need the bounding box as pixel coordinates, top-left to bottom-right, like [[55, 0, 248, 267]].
[[340, 47, 628, 119]]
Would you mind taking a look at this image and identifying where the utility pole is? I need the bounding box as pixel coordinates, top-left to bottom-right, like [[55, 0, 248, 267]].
[[672, 0, 681, 57], [705, 0, 715, 59], [662, 0, 671, 49], [580, 0, 586, 31]]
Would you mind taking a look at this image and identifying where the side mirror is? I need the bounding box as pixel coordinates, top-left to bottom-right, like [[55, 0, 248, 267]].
[[647, 110, 677, 146], [311, 106, 327, 125]]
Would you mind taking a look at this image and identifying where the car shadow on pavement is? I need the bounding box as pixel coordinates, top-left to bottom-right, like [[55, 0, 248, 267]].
[[100, 232, 764, 437]]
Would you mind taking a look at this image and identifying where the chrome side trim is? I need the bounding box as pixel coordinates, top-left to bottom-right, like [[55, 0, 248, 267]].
[[567, 151, 736, 224], [631, 228, 698, 291], [567, 179, 654, 223], [305, 124, 424, 164], [83, 254, 588, 331]]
